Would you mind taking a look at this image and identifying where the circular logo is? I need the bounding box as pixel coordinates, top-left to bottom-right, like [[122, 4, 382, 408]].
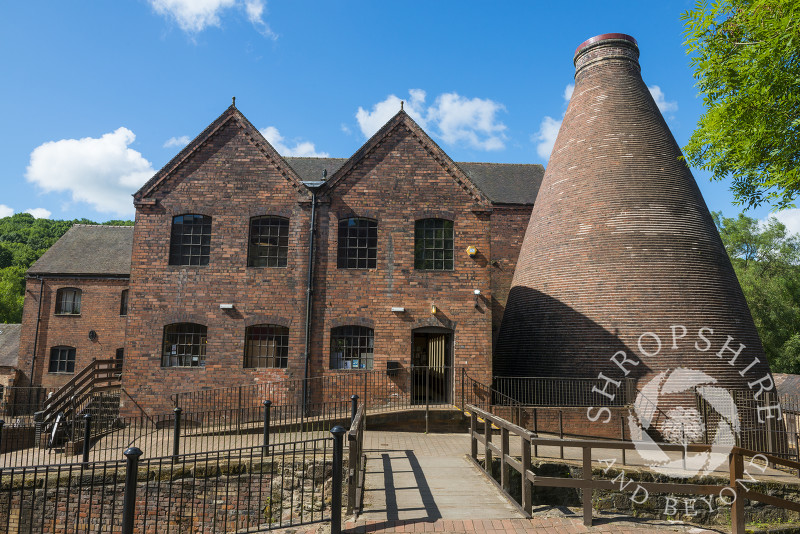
[[629, 368, 740, 478]]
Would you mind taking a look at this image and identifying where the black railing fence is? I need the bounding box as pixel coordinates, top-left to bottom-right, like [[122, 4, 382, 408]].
[[0, 434, 343, 534], [0, 386, 57, 421], [493, 376, 636, 407]]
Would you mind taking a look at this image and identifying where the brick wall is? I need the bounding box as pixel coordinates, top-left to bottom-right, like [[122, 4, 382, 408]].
[[18, 276, 128, 389]]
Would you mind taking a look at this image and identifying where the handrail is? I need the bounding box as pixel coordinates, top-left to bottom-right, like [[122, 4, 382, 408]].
[[347, 403, 366, 515], [466, 404, 800, 534], [39, 359, 121, 424]]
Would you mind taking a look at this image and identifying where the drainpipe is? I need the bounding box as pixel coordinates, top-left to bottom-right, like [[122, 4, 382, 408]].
[[302, 174, 324, 418], [29, 276, 44, 387]]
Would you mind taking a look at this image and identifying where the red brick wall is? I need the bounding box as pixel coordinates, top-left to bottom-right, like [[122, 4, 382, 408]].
[[18, 276, 128, 389], [121, 115, 526, 415]]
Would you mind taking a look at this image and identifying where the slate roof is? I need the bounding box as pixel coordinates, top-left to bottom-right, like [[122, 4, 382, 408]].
[[0, 324, 21, 368], [28, 225, 134, 276], [774, 373, 800, 399], [285, 157, 543, 205]]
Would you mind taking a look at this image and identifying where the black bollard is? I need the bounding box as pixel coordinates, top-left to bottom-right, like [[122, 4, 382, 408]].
[[172, 407, 182, 463], [263, 400, 272, 451], [350, 395, 358, 427]]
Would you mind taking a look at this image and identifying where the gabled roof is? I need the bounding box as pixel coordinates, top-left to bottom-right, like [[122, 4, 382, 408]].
[[0, 324, 20, 368], [285, 157, 347, 183], [319, 111, 492, 208], [134, 105, 308, 203], [28, 225, 133, 276]]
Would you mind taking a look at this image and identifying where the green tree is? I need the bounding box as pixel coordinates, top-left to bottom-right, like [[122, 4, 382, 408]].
[[714, 212, 800, 372], [682, 0, 800, 209], [0, 266, 25, 323]]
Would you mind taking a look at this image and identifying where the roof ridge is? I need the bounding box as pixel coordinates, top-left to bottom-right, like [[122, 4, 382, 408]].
[[72, 224, 134, 228]]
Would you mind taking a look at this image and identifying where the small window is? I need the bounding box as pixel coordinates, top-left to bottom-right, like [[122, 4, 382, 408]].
[[120, 289, 129, 316], [169, 214, 212, 266], [55, 288, 81, 315], [414, 219, 454, 270], [248, 217, 289, 267], [337, 218, 377, 269], [244, 324, 289, 368], [49, 346, 76, 373], [115, 347, 124, 370], [330, 326, 373, 369], [161, 323, 207, 367]]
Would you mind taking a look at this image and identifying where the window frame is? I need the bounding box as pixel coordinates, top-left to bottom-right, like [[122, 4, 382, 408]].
[[48, 346, 76, 374], [161, 323, 208, 368], [414, 218, 455, 271], [169, 214, 212, 266], [119, 289, 129, 316], [248, 216, 290, 268], [243, 324, 289, 369], [337, 217, 378, 269], [55, 288, 82, 316], [329, 325, 374, 370]]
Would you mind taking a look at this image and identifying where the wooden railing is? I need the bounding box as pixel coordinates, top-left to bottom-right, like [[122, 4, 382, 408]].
[[38, 358, 121, 425], [466, 404, 800, 534], [347, 403, 366, 515]]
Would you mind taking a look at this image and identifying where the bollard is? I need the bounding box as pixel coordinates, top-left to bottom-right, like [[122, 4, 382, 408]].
[[82, 413, 92, 464], [350, 395, 358, 427], [330, 425, 346, 534], [122, 447, 143, 534], [172, 407, 182, 463], [263, 400, 272, 451]]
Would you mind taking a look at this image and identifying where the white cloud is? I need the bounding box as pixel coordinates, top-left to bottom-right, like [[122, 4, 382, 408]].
[[356, 89, 507, 151], [648, 85, 678, 115], [259, 127, 329, 157], [25, 128, 154, 216], [534, 116, 562, 160], [164, 135, 191, 148], [25, 208, 52, 219], [532, 83, 574, 161], [0, 205, 13, 218], [149, 0, 276, 37], [763, 210, 800, 237]]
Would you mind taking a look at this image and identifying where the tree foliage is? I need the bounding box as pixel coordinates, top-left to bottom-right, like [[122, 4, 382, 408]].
[[682, 0, 800, 209], [714, 212, 800, 373], [0, 214, 133, 324]]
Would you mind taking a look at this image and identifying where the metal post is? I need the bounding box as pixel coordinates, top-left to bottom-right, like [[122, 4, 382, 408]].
[[363, 372, 367, 413], [461, 367, 465, 410], [330, 426, 346, 534], [263, 400, 271, 451], [82, 413, 92, 464], [425, 366, 430, 434], [350, 395, 358, 427], [559, 410, 564, 459], [620, 416, 626, 466], [172, 407, 182, 462], [0, 420, 4, 453], [122, 447, 143, 534]]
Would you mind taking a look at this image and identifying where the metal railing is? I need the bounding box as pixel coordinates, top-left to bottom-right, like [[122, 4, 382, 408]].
[[347, 399, 366, 515], [0, 433, 346, 534], [493, 376, 636, 406], [467, 404, 800, 534]]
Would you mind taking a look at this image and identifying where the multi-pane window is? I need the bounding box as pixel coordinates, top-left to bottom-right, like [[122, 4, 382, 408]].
[[49, 346, 76, 373], [337, 218, 377, 269], [248, 217, 289, 267], [120, 289, 129, 316], [330, 326, 374, 369], [161, 323, 207, 367], [414, 219, 454, 270], [169, 214, 212, 266], [244, 324, 289, 368], [55, 288, 81, 315]]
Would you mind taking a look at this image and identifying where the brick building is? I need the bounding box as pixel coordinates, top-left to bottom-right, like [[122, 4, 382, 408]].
[[18, 107, 543, 415], [17, 225, 132, 390]]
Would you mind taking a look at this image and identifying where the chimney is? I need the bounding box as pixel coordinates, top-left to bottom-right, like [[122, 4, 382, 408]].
[[494, 34, 774, 411]]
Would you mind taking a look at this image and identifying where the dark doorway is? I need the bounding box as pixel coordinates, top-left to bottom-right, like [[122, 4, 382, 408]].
[[411, 329, 452, 405]]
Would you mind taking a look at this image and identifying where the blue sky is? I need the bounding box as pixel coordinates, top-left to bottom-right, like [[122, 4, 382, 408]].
[[1, 1, 794, 230]]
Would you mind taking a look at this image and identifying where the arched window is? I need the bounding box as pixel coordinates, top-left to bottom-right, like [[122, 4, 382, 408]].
[[119, 289, 129, 316], [330, 326, 373, 369], [414, 219, 454, 270], [161, 323, 207, 367], [337, 218, 377, 269], [49, 346, 76, 373], [55, 288, 81, 315], [169, 214, 212, 266], [244, 324, 289, 368], [248, 216, 289, 267]]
